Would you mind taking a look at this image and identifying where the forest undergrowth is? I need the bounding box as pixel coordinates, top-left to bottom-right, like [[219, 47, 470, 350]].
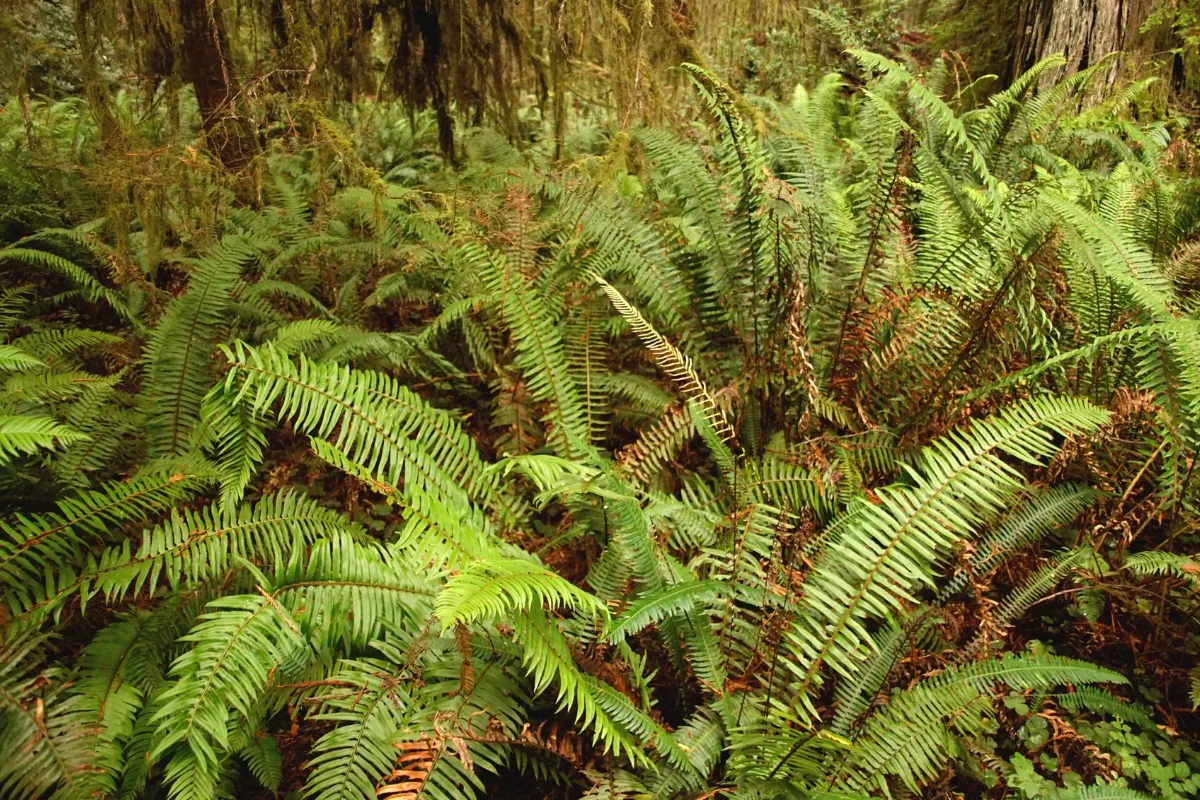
[[3, 42, 1200, 800]]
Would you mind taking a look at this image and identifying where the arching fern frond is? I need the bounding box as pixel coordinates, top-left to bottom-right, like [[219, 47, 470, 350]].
[[604, 579, 730, 644], [151, 593, 307, 799], [145, 235, 256, 457], [0, 469, 204, 617], [0, 414, 88, 463], [782, 396, 1109, 715], [436, 557, 608, 626], [8, 490, 355, 625], [834, 654, 1125, 793], [593, 275, 734, 444], [213, 340, 515, 521]]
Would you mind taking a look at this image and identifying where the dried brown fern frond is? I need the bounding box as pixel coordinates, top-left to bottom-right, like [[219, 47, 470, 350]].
[[518, 719, 598, 772], [377, 737, 438, 800]]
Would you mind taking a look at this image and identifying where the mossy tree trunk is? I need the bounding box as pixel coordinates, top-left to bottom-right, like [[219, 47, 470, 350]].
[[178, 0, 259, 174]]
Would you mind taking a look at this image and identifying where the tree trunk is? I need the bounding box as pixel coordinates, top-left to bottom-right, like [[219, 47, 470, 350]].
[[178, 0, 259, 174], [1010, 0, 1122, 88], [385, 0, 455, 162], [1009, 0, 1181, 99]]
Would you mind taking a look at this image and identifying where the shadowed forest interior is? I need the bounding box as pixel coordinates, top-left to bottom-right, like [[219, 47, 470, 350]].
[[5, 1, 1200, 799]]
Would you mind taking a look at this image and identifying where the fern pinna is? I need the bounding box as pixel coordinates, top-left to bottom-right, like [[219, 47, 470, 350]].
[[3, 52, 1200, 800]]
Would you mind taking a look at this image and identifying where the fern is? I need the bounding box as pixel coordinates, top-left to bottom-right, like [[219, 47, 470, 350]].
[[1052, 687, 1157, 731], [962, 547, 1098, 658], [604, 579, 730, 643], [0, 414, 88, 462], [7, 490, 356, 624], [4, 49, 1200, 800], [0, 634, 107, 799], [212, 340, 516, 521], [593, 275, 734, 443], [782, 396, 1108, 715], [151, 592, 307, 798], [1050, 788, 1157, 800], [0, 243, 133, 322], [477, 244, 590, 458], [511, 607, 648, 767], [436, 557, 608, 626], [144, 236, 256, 457], [835, 655, 1126, 793], [1124, 551, 1200, 585], [1, 469, 204, 616]]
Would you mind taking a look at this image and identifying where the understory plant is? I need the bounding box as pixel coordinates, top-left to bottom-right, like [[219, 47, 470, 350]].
[[2, 52, 1200, 800]]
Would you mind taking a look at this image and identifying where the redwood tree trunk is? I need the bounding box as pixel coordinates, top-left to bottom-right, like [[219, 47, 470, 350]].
[[178, 0, 259, 173], [1009, 0, 1123, 88], [1009, 0, 1179, 98]]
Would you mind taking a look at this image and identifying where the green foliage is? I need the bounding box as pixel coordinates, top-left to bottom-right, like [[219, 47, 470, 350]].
[[837, 654, 1126, 794], [144, 236, 258, 458], [0, 634, 105, 799], [604, 579, 730, 643], [436, 557, 609, 625], [5, 45, 1200, 800], [152, 594, 306, 798]]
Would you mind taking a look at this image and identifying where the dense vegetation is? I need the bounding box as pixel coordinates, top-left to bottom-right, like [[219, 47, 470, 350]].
[[5, 2, 1200, 799]]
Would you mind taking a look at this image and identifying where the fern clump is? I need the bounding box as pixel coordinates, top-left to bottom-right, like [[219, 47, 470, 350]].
[[3, 44, 1200, 800]]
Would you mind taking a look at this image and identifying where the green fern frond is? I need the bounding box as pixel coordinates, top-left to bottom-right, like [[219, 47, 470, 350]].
[[963, 548, 1098, 658], [474, 244, 590, 458], [389, 483, 504, 572], [275, 531, 435, 644], [303, 659, 416, 800], [546, 182, 697, 341], [437, 557, 608, 626], [0, 343, 47, 372], [1044, 192, 1177, 319], [848, 50, 993, 186], [8, 490, 355, 624], [1123, 551, 1200, 585], [829, 613, 939, 737], [512, 606, 648, 767], [605, 579, 729, 644], [1, 370, 119, 407], [643, 707, 725, 796], [0, 634, 106, 799], [0, 414, 88, 462], [10, 328, 121, 361], [835, 654, 1125, 793], [1052, 687, 1157, 731], [782, 396, 1108, 715], [239, 735, 283, 792], [145, 236, 256, 457], [215, 340, 516, 521], [619, 404, 694, 487], [1, 469, 203, 614], [941, 484, 1100, 599], [268, 319, 346, 354], [151, 593, 307, 797], [1048, 787, 1157, 800], [0, 244, 133, 322], [72, 615, 161, 792]]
